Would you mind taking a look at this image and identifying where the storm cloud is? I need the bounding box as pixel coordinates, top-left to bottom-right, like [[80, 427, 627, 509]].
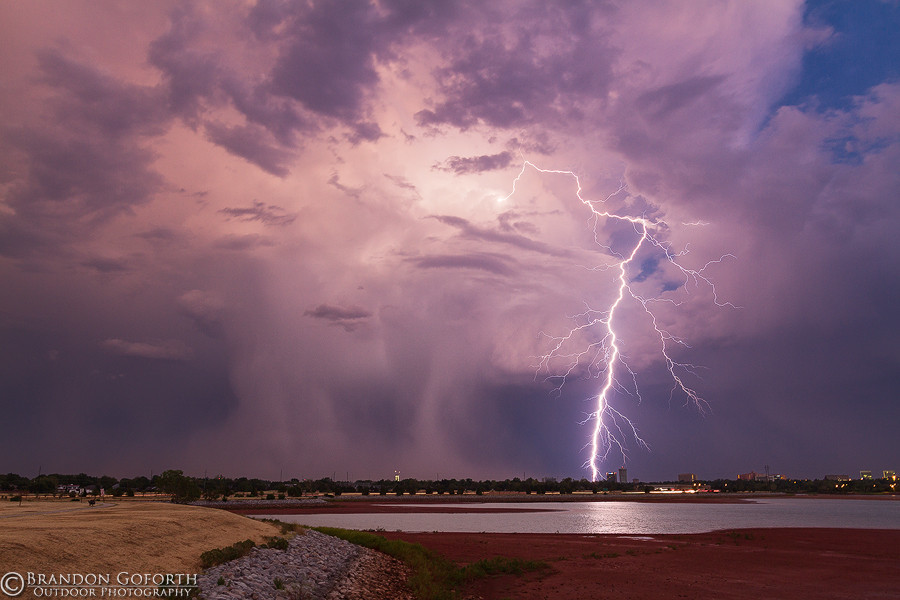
[[1, 0, 898, 482]]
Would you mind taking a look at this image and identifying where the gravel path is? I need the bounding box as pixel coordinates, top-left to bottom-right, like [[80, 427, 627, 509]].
[[196, 529, 414, 600]]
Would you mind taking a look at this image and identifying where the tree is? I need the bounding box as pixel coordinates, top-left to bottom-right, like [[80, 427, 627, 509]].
[[29, 475, 58, 497], [98, 475, 118, 491], [157, 470, 201, 504], [1, 473, 30, 491]]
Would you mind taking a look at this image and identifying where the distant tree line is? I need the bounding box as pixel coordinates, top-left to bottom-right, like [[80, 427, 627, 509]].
[[1, 472, 157, 499], [1, 472, 895, 502], [711, 477, 896, 494]]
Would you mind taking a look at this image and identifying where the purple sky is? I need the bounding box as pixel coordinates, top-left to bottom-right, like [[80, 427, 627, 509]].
[[1, 1, 898, 482]]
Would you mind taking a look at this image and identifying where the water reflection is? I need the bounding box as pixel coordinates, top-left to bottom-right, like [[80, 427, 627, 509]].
[[257, 498, 900, 534]]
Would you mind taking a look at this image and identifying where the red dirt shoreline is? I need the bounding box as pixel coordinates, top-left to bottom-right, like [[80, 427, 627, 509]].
[[384, 528, 900, 600]]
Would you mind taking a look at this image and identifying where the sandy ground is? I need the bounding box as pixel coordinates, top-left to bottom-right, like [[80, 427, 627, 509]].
[[382, 528, 900, 600], [0, 500, 280, 578]]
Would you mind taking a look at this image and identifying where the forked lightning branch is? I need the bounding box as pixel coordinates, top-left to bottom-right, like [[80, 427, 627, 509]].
[[502, 161, 734, 481]]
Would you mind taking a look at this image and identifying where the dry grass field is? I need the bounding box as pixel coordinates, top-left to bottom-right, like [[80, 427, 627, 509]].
[[0, 499, 280, 577]]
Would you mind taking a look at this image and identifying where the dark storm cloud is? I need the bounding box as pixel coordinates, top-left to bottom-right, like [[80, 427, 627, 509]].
[[3, 1, 899, 482], [145, 0, 463, 167], [305, 304, 373, 321], [81, 257, 132, 273], [409, 253, 515, 276], [497, 210, 542, 236], [430, 214, 567, 257], [437, 151, 513, 175], [305, 304, 373, 332], [416, 3, 616, 129], [634, 75, 726, 121], [346, 121, 384, 144], [0, 49, 167, 260], [383, 174, 419, 194], [268, 0, 381, 120], [136, 227, 180, 242], [265, 0, 464, 120], [204, 122, 294, 177], [219, 201, 296, 226], [147, 2, 312, 160], [149, 14, 309, 144], [101, 338, 194, 361], [148, 0, 619, 153], [327, 173, 363, 199], [36, 49, 169, 138], [220, 78, 310, 147]]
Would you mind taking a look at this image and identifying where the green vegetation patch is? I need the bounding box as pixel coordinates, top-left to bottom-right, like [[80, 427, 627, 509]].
[[460, 556, 548, 578], [200, 539, 257, 569], [259, 518, 305, 536], [199, 536, 291, 569], [263, 536, 290, 550]]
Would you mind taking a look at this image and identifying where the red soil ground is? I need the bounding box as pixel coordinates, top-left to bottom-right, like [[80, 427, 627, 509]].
[[383, 528, 900, 600]]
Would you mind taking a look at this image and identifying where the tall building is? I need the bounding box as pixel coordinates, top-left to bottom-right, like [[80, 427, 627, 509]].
[[618, 467, 628, 485], [678, 473, 696, 483]]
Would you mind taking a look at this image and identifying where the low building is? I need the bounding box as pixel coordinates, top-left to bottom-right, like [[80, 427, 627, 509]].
[[824, 474, 850, 482], [678, 473, 696, 483], [882, 470, 896, 480], [860, 471, 873, 480], [738, 471, 781, 482]]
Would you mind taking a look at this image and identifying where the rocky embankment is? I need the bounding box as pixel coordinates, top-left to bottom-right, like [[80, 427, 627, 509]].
[[196, 529, 413, 600]]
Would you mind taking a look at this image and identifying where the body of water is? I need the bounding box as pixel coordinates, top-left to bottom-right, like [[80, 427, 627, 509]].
[[257, 498, 900, 534]]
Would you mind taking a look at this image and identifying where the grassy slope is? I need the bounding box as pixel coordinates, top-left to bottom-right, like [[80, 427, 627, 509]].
[[0, 500, 280, 575]]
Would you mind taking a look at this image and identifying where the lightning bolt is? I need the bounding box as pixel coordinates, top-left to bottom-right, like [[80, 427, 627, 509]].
[[503, 161, 735, 481]]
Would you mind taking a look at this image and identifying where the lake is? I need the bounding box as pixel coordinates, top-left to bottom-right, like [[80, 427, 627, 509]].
[[256, 498, 900, 534]]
